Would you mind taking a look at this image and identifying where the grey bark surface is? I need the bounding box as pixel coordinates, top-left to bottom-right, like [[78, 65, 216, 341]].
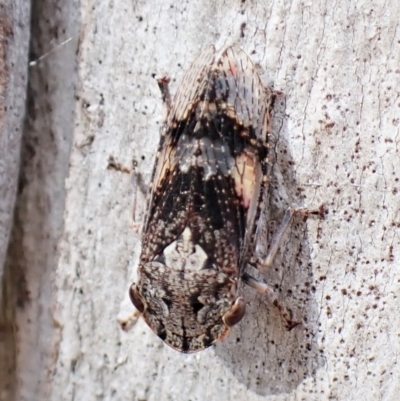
[[0, 1, 29, 293], [1, 0, 79, 400], [0, 2, 30, 399], [3, 0, 400, 400]]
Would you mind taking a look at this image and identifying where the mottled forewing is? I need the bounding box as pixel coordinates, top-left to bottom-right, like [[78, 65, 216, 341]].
[[219, 46, 270, 142], [215, 46, 273, 267], [169, 45, 216, 123], [143, 46, 216, 235]]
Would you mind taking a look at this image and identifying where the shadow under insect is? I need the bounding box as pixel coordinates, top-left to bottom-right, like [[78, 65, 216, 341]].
[[214, 94, 324, 396]]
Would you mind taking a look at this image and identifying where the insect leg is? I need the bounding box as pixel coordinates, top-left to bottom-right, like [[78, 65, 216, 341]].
[[107, 156, 147, 231], [257, 207, 321, 270], [241, 272, 299, 330], [157, 76, 172, 115], [244, 206, 323, 328], [107, 155, 132, 174], [129, 162, 147, 232], [118, 309, 141, 332]]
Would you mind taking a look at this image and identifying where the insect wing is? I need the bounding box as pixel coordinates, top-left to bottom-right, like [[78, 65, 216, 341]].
[[143, 46, 216, 236], [214, 46, 273, 268], [218, 46, 270, 142], [169, 45, 216, 123]]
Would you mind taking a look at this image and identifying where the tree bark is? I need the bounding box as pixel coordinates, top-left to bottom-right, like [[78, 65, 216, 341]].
[[1, 0, 78, 400], [0, 2, 29, 291], [0, 1, 30, 399], [3, 0, 400, 400]]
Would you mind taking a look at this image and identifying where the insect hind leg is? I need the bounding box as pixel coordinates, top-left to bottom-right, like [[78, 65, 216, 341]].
[[243, 205, 324, 329], [241, 272, 300, 330]]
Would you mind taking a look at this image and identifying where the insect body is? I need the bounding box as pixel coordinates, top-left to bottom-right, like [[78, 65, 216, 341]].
[[129, 45, 296, 353]]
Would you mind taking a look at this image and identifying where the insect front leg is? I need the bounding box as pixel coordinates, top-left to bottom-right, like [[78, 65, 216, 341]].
[[157, 76, 172, 116], [118, 309, 141, 332], [107, 156, 147, 232], [129, 164, 148, 232]]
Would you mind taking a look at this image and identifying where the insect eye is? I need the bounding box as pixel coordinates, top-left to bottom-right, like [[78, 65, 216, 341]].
[[129, 284, 145, 313], [222, 297, 246, 327]]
